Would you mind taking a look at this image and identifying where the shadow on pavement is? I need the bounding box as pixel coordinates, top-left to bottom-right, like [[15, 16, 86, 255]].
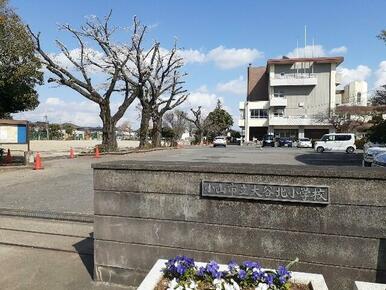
[[295, 152, 363, 166], [73, 232, 94, 279]]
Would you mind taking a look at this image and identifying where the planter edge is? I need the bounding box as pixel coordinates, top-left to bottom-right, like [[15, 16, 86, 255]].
[[137, 259, 328, 290], [354, 281, 386, 290]]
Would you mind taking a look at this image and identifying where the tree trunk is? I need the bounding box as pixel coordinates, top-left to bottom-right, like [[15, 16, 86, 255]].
[[151, 114, 162, 148], [139, 106, 151, 149], [197, 129, 203, 145], [99, 103, 118, 152]]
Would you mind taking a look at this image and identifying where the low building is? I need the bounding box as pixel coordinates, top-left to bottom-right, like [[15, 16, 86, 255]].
[[239, 56, 344, 141], [341, 80, 368, 106]]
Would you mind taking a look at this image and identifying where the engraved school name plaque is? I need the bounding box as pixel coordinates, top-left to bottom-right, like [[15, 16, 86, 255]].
[[201, 181, 329, 204]]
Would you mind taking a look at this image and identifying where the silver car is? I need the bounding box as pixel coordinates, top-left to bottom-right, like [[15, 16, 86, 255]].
[[213, 136, 227, 147], [373, 152, 386, 168], [363, 143, 386, 167], [297, 138, 313, 148]]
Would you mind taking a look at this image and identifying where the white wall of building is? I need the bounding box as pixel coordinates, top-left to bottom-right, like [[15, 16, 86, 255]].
[[342, 81, 368, 106]]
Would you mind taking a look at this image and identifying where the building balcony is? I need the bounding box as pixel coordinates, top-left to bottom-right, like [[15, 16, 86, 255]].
[[270, 97, 287, 107], [239, 101, 245, 110], [248, 118, 269, 127], [269, 116, 328, 126], [238, 119, 245, 127], [270, 73, 317, 86]]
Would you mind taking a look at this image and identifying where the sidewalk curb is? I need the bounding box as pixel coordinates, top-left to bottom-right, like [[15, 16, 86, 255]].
[[72, 146, 178, 158], [0, 208, 93, 223], [26, 146, 179, 161]]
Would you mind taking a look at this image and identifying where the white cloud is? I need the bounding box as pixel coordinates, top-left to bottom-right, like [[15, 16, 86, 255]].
[[207, 46, 263, 69], [49, 48, 106, 73], [177, 49, 206, 64], [216, 76, 246, 95], [337, 65, 372, 86], [329, 46, 347, 55], [374, 60, 386, 88], [286, 44, 347, 58], [48, 45, 262, 73], [287, 45, 326, 58], [195, 85, 209, 93], [183, 91, 222, 115], [181, 87, 239, 127], [177, 46, 263, 69], [13, 97, 140, 128], [14, 98, 100, 126], [45, 97, 64, 105]]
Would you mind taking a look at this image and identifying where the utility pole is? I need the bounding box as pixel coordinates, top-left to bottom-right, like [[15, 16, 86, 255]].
[[44, 114, 49, 140], [304, 25, 307, 75]]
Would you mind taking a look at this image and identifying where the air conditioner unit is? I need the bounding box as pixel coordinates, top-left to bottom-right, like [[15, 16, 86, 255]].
[[298, 102, 304, 107]]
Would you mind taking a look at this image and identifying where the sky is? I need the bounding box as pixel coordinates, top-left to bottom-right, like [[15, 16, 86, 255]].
[[11, 0, 386, 129]]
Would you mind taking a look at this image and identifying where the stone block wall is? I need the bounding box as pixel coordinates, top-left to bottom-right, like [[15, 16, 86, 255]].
[[93, 161, 386, 290]]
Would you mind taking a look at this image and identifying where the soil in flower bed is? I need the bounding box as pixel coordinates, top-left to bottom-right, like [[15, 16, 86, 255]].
[[155, 277, 311, 290]]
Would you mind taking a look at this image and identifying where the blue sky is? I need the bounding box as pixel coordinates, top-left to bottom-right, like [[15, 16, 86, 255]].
[[12, 0, 386, 128]]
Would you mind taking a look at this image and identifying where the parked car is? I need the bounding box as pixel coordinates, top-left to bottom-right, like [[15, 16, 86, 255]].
[[278, 137, 293, 147], [363, 145, 386, 167], [213, 136, 227, 147], [363, 141, 386, 153], [297, 138, 313, 148], [373, 152, 386, 168], [314, 133, 356, 153], [262, 134, 275, 147]]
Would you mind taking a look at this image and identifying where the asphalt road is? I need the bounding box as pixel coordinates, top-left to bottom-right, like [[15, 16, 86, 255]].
[[0, 146, 364, 215]]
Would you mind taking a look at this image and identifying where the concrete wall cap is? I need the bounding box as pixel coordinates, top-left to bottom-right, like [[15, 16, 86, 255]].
[[92, 160, 386, 180]]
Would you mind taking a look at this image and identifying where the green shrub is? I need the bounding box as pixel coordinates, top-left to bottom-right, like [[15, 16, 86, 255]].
[[367, 120, 386, 144]]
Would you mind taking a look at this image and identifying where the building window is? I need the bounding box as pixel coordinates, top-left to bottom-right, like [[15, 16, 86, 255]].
[[357, 92, 361, 104], [273, 108, 284, 117], [240, 109, 245, 119], [273, 91, 284, 98], [250, 109, 268, 119], [274, 129, 298, 138], [335, 135, 352, 141]]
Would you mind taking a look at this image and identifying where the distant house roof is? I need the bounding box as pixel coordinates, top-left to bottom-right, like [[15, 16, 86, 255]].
[[0, 119, 28, 125], [267, 56, 344, 65]]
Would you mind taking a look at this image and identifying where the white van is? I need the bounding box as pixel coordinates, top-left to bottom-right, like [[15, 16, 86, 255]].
[[314, 133, 356, 153]]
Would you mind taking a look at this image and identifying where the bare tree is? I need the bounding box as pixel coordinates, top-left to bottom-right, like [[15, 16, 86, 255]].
[[181, 106, 207, 144], [315, 106, 375, 133], [163, 110, 187, 145], [114, 17, 155, 148], [151, 65, 188, 147], [120, 22, 188, 148], [372, 85, 386, 106], [27, 12, 136, 151]]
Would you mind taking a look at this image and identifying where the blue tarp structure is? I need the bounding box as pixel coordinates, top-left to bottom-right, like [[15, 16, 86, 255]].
[[17, 124, 27, 144]]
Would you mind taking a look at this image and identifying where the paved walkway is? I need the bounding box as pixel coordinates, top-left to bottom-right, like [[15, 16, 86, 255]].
[[0, 245, 132, 290]]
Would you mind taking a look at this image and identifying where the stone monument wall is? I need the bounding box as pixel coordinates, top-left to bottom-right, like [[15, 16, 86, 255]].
[[93, 161, 386, 290]]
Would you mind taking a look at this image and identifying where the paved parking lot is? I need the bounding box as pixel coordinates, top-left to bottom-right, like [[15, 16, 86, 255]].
[[0, 145, 364, 215], [124, 145, 363, 166]]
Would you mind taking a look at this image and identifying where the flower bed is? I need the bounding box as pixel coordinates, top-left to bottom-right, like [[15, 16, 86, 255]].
[[138, 257, 328, 290]]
